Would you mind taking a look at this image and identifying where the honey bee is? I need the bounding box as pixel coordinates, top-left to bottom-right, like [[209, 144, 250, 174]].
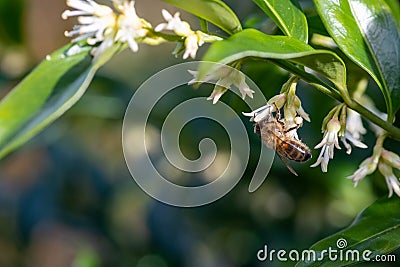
[[253, 104, 311, 176]]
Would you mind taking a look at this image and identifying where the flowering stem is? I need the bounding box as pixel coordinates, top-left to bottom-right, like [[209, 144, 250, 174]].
[[147, 29, 183, 42], [270, 59, 342, 100], [375, 133, 387, 148], [347, 101, 400, 140], [313, 88, 400, 141], [269, 59, 400, 141], [308, 83, 341, 99]]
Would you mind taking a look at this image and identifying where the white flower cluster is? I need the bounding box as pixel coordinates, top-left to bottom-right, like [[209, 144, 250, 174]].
[[347, 135, 400, 197], [311, 105, 367, 172], [62, 0, 220, 58], [242, 81, 310, 140], [62, 0, 148, 56], [155, 10, 221, 59], [188, 66, 254, 104]]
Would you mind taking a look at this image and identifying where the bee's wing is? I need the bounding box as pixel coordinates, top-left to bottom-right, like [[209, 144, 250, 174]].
[[277, 153, 298, 176]]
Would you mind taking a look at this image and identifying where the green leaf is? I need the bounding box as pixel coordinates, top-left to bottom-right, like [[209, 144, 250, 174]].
[[385, 0, 400, 23], [296, 197, 400, 266], [162, 0, 242, 35], [199, 29, 346, 93], [349, 0, 400, 116], [314, 0, 400, 117], [253, 0, 308, 42], [0, 43, 120, 158]]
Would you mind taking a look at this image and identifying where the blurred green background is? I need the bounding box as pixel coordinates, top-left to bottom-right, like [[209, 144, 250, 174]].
[[0, 0, 398, 266]]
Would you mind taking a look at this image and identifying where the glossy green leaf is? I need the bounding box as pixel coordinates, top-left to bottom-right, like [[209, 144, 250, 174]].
[[296, 197, 400, 266], [385, 0, 400, 23], [199, 29, 346, 93], [314, 0, 400, 116], [253, 0, 308, 42], [162, 0, 242, 35], [0, 43, 120, 158], [349, 0, 400, 115]]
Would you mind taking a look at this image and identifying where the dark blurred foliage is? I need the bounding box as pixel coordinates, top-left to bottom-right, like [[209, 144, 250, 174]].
[[0, 0, 399, 266]]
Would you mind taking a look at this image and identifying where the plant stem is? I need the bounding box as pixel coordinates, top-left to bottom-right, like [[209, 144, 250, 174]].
[[270, 59, 342, 100], [347, 101, 400, 140]]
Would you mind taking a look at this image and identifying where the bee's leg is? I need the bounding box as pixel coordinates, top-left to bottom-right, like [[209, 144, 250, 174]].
[[284, 115, 304, 133], [284, 124, 300, 133], [254, 123, 261, 135], [273, 102, 281, 120], [252, 105, 270, 114], [284, 123, 300, 140]]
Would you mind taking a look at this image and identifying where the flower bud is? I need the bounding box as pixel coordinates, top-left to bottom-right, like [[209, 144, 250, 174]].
[[327, 117, 341, 133], [347, 156, 377, 186], [381, 149, 400, 169], [267, 93, 286, 109], [378, 161, 400, 197]]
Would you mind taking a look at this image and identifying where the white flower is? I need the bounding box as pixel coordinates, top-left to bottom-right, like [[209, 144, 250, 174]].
[[378, 161, 400, 197], [156, 10, 198, 58], [311, 105, 368, 172], [114, 0, 149, 52], [242, 104, 275, 122], [347, 155, 379, 186], [155, 10, 190, 34], [293, 95, 310, 122], [380, 149, 400, 197], [63, 0, 151, 56], [385, 174, 400, 198], [62, 0, 112, 18], [357, 94, 388, 136], [340, 132, 368, 154], [188, 69, 222, 84], [243, 92, 309, 141], [207, 86, 228, 104], [90, 34, 114, 58], [283, 104, 300, 139], [368, 108, 388, 136], [183, 34, 200, 59], [267, 94, 286, 109], [339, 108, 368, 154], [62, 0, 116, 44], [235, 74, 255, 99], [347, 135, 400, 197], [283, 81, 310, 125], [381, 149, 400, 169], [347, 136, 382, 186], [277, 83, 310, 140], [155, 10, 221, 59], [188, 67, 254, 104], [346, 109, 366, 140], [310, 118, 341, 172]]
